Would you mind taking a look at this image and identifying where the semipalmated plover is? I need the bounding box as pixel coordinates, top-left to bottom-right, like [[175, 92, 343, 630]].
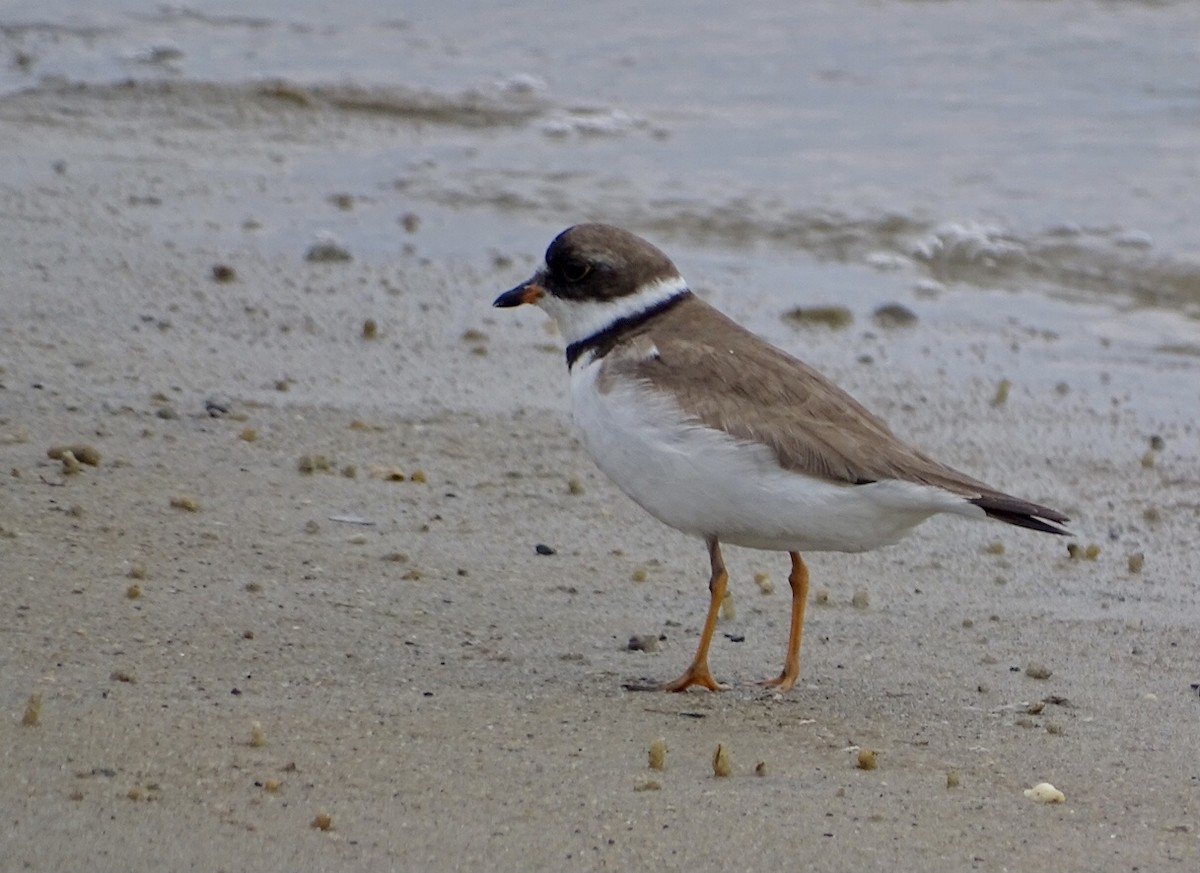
[[494, 224, 1068, 693]]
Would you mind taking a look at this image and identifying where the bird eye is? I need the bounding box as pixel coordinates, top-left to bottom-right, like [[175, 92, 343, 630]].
[[561, 259, 591, 282]]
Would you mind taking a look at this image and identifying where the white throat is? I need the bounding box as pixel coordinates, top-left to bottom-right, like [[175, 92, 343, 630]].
[[538, 273, 690, 348]]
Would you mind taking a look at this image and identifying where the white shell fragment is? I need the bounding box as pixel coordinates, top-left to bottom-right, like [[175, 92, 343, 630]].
[[1024, 782, 1065, 804]]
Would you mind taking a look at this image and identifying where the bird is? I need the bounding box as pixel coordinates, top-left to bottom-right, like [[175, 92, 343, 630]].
[[493, 223, 1069, 693]]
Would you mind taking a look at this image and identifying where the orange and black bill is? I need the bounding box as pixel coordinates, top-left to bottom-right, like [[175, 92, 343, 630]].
[[493, 280, 543, 308]]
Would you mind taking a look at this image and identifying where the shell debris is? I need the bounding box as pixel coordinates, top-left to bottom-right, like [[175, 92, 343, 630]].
[[648, 737, 667, 770], [1024, 782, 1065, 804], [712, 743, 732, 778], [367, 465, 405, 481], [48, 444, 102, 466], [856, 748, 878, 770], [990, 378, 1011, 407], [22, 692, 42, 727]]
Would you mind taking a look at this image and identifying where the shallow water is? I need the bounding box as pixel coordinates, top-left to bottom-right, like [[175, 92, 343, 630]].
[[4, 0, 1199, 425]]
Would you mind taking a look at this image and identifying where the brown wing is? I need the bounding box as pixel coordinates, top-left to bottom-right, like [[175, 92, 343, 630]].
[[604, 296, 1045, 504]]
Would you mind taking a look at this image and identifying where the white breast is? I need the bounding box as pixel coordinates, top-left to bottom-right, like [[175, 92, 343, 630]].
[[569, 356, 984, 553]]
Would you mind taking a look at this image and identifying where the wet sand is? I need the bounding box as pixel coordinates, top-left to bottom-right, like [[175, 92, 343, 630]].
[[3, 81, 1199, 872]]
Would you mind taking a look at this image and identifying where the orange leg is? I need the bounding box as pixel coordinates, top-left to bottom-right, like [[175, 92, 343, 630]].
[[662, 537, 729, 692], [759, 551, 809, 691]]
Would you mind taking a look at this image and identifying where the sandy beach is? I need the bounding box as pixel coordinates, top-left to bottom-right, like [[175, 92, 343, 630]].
[[3, 22, 1200, 873]]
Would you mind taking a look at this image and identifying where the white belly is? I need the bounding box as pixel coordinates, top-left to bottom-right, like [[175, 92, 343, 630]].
[[569, 359, 983, 553]]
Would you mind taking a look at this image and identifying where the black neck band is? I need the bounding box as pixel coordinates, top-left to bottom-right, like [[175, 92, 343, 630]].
[[565, 290, 692, 368]]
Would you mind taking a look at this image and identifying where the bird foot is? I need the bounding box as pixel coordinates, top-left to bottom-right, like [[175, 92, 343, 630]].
[[757, 670, 798, 692], [661, 664, 728, 693]]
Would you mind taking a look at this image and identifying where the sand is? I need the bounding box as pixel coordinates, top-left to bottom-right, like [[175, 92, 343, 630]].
[[2, 81, 1198, 872]]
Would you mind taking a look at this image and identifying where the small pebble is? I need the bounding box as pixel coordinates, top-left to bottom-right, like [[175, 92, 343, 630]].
[[535, 543, 556, 556], [1149, 435, 1165, 451], [814, 588, 830, 605], [249, 721, 266, 747], [211, 263, 236, 282], [782, 305, 853, 329], [856, 748, 877, 770], [204, 398, 230, 417], [630, 567, 648, 583], [305, 237, 352, 262], [946, 769, 960, 789], [1127, 553, 1145, 574], [851, 589, 870, 609], [239, 427, 257, 442], [720, 590, 736, 620], [872, 303, 918, 328], [361, 318, 378, 340], [1140, 450, 1155, 469], [1025, 663, 1053, 680], [310, 811, 333, 830], [627, 634, 660, 653], [754, 761, 767, 777], [298, 454, 332, 474], [983, 541, 1005, 555], [567, 477, 585, 495], [126, 583, 141, 600], [633, 778, 661, 792], [754, 571, 773, 594], [169, 495, 199, 512], [1066, 542, 1100, 561]]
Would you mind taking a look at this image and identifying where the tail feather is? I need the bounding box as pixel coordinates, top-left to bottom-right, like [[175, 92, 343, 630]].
[[970, 494, 1070, 536]]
